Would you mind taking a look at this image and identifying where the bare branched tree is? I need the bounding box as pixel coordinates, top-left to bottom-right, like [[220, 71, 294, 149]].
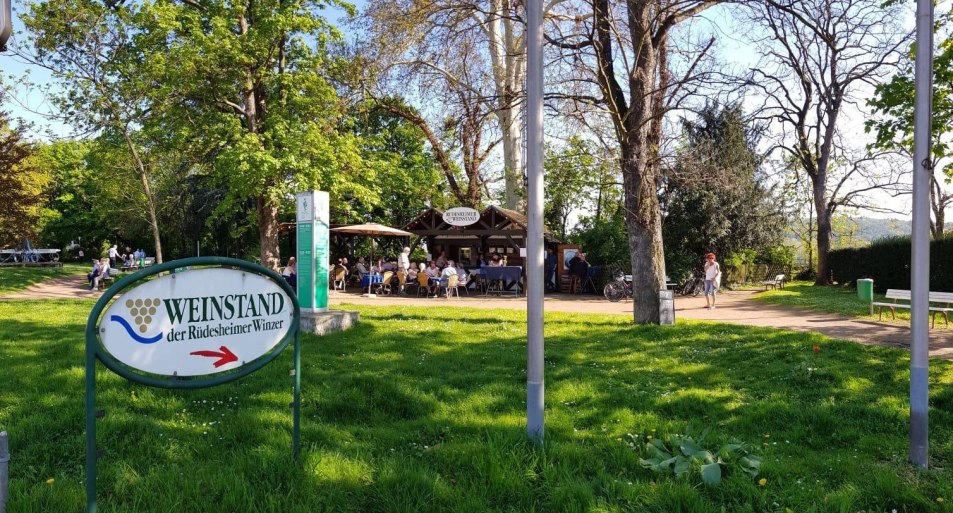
[[364, 26, 502, 207], [360, 0, 524, 208], [743, 0, 911, 285], [542, 0, 723, 324]]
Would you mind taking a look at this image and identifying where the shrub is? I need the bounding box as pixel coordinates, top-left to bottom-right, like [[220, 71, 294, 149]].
[[828, 234, 953, 292]]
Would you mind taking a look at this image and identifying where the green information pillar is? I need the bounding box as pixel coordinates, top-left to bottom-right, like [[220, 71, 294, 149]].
[[296, 191, 329, 311]]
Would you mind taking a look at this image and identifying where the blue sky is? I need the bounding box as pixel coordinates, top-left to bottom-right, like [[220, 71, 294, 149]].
[[0, 0, 923, 219]]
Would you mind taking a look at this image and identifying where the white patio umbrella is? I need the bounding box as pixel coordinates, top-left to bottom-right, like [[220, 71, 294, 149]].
[[330, 224, 413, 296]]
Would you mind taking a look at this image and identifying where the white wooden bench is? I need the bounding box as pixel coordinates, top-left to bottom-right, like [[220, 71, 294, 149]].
[[871, 289, 953, 328], [762, 274, 785, 290]]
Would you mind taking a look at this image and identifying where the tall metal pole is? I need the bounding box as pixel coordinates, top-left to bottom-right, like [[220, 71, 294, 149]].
[[0, 431, 9, 513], [909, 0, 934, 468], [526, 0, 545, 442], [0, 0, 12, 52]]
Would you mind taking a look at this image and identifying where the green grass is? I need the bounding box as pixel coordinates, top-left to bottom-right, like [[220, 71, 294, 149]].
[[754, 281, 942, 327], [0, 263, 88, 295], [2, 300, 953, 512]]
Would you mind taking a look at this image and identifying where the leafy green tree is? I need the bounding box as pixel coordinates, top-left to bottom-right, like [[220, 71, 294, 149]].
[[867, 8, 953, 237], [0, 99, 43, 247], [570, 210, 629, 270], [544, 137, 598, 240], [662, 104, 785, 281], [28, 140, 101, 253], [129, 0, 360, 269], [340, 99, 446, 227], [19, 0, 171, 262]]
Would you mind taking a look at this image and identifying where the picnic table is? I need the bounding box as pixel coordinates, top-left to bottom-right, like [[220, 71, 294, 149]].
[[0, 248, 60, 262]]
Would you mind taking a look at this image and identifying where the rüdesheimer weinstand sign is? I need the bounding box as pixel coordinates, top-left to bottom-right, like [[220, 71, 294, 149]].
[[84, 257, 301, 513]]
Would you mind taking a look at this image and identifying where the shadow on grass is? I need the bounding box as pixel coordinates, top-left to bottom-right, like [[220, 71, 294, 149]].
[[2, 301, 952, 512]]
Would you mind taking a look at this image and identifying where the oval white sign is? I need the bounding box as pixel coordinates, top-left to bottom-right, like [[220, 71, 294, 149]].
[[443, 207, 481, 227], [99, 268, 294, 377]]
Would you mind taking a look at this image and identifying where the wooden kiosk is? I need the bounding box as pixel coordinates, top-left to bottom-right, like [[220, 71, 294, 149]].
[[404, 206, 560, 270]]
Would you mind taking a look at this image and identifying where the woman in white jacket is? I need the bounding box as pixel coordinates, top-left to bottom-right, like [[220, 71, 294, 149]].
[[703, 252, 721, 310]]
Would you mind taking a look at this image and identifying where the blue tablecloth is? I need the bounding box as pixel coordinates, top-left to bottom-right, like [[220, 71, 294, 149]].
[[361, 275, 383, 288]]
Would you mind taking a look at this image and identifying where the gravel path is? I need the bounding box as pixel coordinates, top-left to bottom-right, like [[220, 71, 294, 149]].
[[0, 274, 101, 300], [4, 274, 951, 359], [329, 288, 953, 360]]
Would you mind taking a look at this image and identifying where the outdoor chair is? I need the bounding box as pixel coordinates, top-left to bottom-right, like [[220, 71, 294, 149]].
[[440, 274, 459, 298], [416, 272, 431, 297], [375, 271, 394, 295], [456, 274, 470, 296], [396, 271, 408, 295], [332, 266, 347, 290]]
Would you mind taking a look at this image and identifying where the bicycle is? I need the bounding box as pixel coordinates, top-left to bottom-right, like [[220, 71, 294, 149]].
[[603, 268, 633, 302], [678, 270, 705, 297]]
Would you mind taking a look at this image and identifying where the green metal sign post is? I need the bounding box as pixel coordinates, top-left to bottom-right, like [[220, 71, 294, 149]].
[[84, 257, 301, 513], [296, 191, 329, 312]]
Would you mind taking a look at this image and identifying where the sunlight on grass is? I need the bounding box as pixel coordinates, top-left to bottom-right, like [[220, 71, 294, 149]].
[[1, 299, 952, 512], [754, 280, 952, 329]]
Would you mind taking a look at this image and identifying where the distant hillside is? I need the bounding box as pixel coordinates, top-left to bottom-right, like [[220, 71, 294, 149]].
[[845, 217, 911, 244], [786, 216, 911, 248]]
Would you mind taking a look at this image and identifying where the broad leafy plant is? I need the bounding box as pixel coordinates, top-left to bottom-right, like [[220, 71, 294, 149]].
[[637, 428, 761, 486]]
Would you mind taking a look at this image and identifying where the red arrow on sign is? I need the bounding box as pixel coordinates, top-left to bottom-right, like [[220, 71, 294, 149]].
[[190, 346, 238, 368]]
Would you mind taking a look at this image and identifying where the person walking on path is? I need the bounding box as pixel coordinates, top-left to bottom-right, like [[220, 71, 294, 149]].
[[108, 244, 119, 267], [704, 252, 721, 309]]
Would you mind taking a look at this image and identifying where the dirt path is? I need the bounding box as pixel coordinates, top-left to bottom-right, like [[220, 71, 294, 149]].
[[4, 274, 951, 359], [0, 274, 101, 300], [329, 289, 953, 360]]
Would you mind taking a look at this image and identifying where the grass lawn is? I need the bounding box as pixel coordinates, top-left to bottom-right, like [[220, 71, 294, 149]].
[[0, 263, 88, 295], [2, 300, 953, 512], [753, 281, 945, 328]]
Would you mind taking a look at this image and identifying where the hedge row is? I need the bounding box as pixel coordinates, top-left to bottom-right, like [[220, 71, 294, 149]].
[[829, 235, 953, 293]]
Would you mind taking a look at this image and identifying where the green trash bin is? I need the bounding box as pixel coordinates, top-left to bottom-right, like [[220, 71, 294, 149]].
[[857, 278, 874, 302]]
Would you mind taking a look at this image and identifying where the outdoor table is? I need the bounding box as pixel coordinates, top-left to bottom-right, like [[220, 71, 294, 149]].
[[481, 266, 523, 296], [361, 274, 383, 288]]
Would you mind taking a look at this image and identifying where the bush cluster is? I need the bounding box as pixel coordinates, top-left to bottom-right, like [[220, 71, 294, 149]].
[[829, 234, 953, 292]]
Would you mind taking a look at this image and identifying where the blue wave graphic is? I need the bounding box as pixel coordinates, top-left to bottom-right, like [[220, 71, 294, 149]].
[[109, 315, 163, 344]]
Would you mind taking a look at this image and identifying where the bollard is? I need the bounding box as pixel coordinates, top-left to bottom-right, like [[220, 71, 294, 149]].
[[659, 290, 675, 325], [0, 431, 9, 513]]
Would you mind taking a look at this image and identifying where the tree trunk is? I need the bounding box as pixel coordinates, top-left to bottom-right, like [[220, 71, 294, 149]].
[[814, 195, 833, 285], [500, 108, 523, 209], [936, 207, 945, 239], [931, 176, 945, 238], [257, 195, 280, 271], [487, 0, 524, 209], [622, 148, 666, 324], [120, 129, 164, 264]]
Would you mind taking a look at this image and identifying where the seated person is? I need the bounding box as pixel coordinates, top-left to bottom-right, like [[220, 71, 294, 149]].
[[91, 258, 111, 290], [353, 257, 369, 277], [439, 260, 458, 297], [87, 259, 102, 290], [123, 253, 136, 269], [567, 252, 590, 292], [488, 253, 503, 267], [282, 257, 297, 287]]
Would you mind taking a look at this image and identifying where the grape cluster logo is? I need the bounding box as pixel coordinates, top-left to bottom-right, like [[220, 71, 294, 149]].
[[109, 297, 164, 344], [127, 298, 159, 332]]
